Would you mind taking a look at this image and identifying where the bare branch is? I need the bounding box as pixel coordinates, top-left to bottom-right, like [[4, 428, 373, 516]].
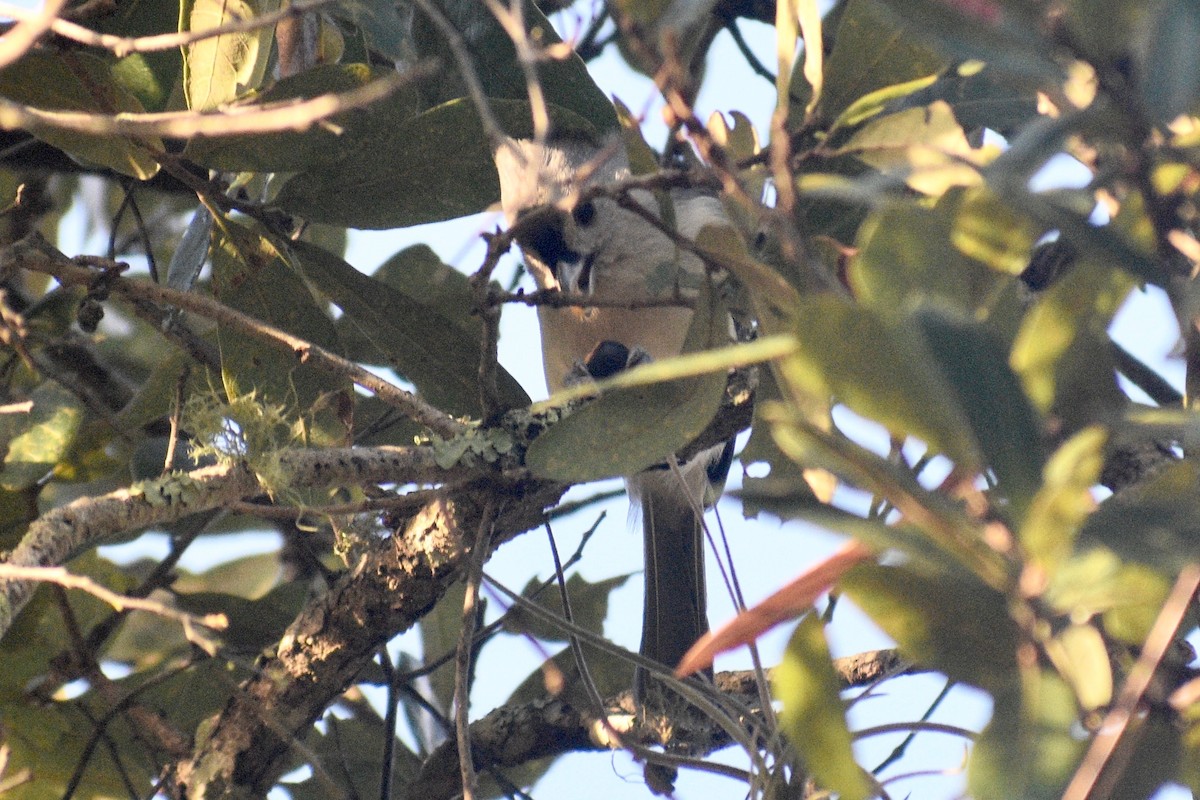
[[0, 443, 472, 640], [1063, 564, 1200, 800], [410, 652, 915, 800], [0, 0, 68, 70], [0, 66, 433, 139], [0, 563, 227, 636], [5, 234, 466, 438], [0, 0, 336, 57]]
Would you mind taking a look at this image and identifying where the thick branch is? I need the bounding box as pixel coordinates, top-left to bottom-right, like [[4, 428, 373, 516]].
[[3, 234, 465, 438], [170, 477, 566, 797], [0, 445, 465, 639], [409, 650, 913, 800], [165, 385, 755, 797]]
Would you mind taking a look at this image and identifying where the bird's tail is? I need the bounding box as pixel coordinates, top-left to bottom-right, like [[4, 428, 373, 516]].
[[631, 468, 710, 701]]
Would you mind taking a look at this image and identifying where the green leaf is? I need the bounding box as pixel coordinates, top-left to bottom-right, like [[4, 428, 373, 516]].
[[410, 1, 618, 135], [524, 284, 729, 482], [211, 218, 352, 446], [1018, 426, 1106, 572], [290, 239, 530, 418], [272, 98, 598, 228], [417, 581, 465, 717], [0, 485, 38, 551], [0, 382, 84, 490], [736, 489, 966, 575], [184, 64, 420, 172], [874, 0, 1061, 87], [1010, 259, 1134, 432], [0, 52, 162, 179], [1045, 622, 1111, 711], [884, 61, 1039, 136], [781, 295, 982, 472], [503, 572, 634, 643], [0, 697, 155, 799], [1043, 549, 1170, 645], [1077, 459, 1200, 575], [175, 582, 307, 653], [815, 0, 947, 124], [775, 615, 870, 800], [288, 702, 423, 800], [1141, 0, 1200, 123], [968, 675, 1083, 800], [763, 401, 1000, 579], [834, 101, 987, 196], [328, 0, 410, 62], [839, 562, 1017, 690], [182, 0, 279, 110], [915, 310, 1045, 524], [89, 0, 183, 111], [850, 189, 1035, 319]]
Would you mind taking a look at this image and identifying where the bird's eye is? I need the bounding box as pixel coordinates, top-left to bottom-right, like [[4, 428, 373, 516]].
[[572, 200, 596, 227], [518, 217, 580, 273]]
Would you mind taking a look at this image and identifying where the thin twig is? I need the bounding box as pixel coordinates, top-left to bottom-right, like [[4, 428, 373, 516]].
[[1062, 564, 1200, 800], [228, 484, 467, 520], [7, 237, 465, 437], [412, 0, 506, 150], [0, 0, 69, 70], [455, 501, 499, 800], [0, 0, 337, 56], [486, 0, 549, 142], [0, 66, 432, 139], [163, 366, 189, 474], [491, 285, 694, 310]]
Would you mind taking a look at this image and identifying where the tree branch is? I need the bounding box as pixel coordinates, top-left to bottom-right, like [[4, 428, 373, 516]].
[[3, 234, 466, 438], [408, 650, 914, 800]]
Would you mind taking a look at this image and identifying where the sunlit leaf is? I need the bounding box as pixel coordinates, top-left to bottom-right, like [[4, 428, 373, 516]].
[[839, 562, 1017, 690], [0, 382, 84, 491], [183, 0, 279, 110], [775, 615, 869, 800], [1010, 259, 1134, 432], [1043, 549, 1171, 645], [850, 188, 1035, 318], [90, 0, 184, 112], [1045, 622, 1111, 711], [272, 98, 597, 228], [1019, 426, 1105, 572], [211, 217, 352, 446], [834, 101, 989, 195], [0, 52, 162, 178], [883, 60, 1038, 136]]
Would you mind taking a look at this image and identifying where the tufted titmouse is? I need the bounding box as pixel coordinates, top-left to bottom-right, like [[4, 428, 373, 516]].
[[494, 134, 734, 699]]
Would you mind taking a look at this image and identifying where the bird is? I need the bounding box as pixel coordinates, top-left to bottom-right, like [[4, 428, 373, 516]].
[[494, 133, 735, 701]]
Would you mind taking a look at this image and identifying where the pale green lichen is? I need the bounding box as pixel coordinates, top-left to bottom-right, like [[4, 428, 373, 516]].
[[426, 423, 518, 470], [130, 472, 205, 508], [180, 389, 303, 500]]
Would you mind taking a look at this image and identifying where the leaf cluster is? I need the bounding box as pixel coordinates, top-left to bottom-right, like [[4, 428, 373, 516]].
[[0, 1, 1199, 799]]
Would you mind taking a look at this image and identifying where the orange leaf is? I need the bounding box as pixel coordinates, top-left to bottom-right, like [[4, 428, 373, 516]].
[[675, 541, 875, 676]]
